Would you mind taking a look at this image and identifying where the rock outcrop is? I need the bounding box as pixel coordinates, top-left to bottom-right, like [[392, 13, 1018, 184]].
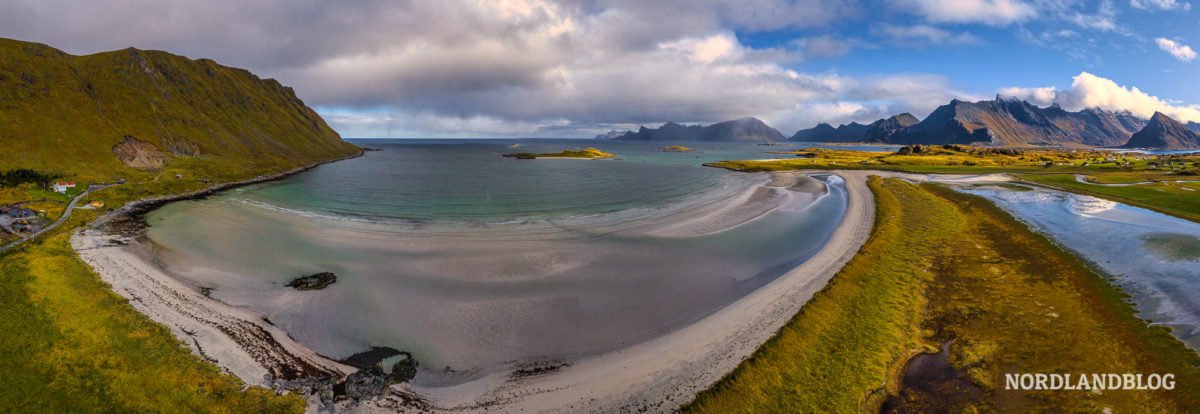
[[111, 135, 167, 169], [286, 272, 337, 290]]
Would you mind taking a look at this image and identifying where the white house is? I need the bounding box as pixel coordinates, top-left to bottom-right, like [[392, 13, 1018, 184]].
[[52, 181, 76, 193]]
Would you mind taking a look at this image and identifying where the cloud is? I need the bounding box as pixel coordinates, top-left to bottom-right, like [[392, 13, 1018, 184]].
[[791, 35, 875, 58], [1011, 72, 1200, 123], [1130, 0, 1192, 11], [895, 0, 1036, 25], [874, 24, 982, 46], [998, 86, 1059, 106], [1155, 38, 1197, 62], [1063, 0, 1123, 32]]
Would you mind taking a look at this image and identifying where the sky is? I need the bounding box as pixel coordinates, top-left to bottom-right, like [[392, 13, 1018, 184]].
[[1, 0, 1198, 138]]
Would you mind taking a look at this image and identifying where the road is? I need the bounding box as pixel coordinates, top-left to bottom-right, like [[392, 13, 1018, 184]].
[[0, 183, 119, 255]]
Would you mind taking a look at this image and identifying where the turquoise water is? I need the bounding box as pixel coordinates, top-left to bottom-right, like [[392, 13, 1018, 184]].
[[145, 139, 849, 385], [961, 185, 1200, 350]]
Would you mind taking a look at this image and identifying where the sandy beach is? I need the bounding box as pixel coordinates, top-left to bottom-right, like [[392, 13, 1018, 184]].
[[70, 169, 1011, 413]]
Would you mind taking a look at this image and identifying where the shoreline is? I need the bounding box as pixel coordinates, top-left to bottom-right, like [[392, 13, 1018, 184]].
[[91, 152, 363, 233], [70, 165, 1024, 412], [73, 152, 364, 392], [71, 166, 876, 412]]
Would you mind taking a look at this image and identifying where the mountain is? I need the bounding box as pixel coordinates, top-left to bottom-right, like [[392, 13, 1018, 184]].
[[887, 96, 1146, 147], [863, 113, 920, 142], [789, 123, 837, 141], [613, 117, 785, 142], [1189, 121, 1200, 134], [0, 38, 359, 180], [1120, 112, 1200, 150], [593, 130, 630, 140], [789, 113, 919, 142]]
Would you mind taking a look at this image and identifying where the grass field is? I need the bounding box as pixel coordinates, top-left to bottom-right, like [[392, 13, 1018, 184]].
[[686, 177, 1200, 413]]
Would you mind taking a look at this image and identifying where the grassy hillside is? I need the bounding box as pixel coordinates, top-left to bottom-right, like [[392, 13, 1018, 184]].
[[0, 37, 359, 184], [0, 37, 360, 411], [686, 178, 1200, 412]]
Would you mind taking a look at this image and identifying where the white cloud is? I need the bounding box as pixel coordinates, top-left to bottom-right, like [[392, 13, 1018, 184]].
[[895, 0, 1036, 25], [875, 24, 982, 46], [1130, 0, 1191, 11], [1015, 72, 1200, 123], [998, 86, 1059, 106], [1063, 0, 1122, 32], [1155, 38, 1197, 62]]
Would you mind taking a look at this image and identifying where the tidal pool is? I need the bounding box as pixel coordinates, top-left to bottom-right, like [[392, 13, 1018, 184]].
[[961, 185, 1200, 351]]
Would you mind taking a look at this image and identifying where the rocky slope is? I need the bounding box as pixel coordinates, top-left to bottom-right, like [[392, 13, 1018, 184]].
[[0, 37, 359, 180], [789, 114, 919, 143], [613, 117, 785, 142], [1120, 112, 1200, 150], [887, 96, 1146, 147]]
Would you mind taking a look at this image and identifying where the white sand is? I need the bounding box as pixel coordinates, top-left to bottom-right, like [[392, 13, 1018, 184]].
[[71, 231, 352, 388], [71, 170, 999, 413], [363, 171, 879, 412]]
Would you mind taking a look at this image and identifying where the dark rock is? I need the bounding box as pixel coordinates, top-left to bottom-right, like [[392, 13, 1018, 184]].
[[339, 365, 390, 399], [340, 346, 402, 369], [286, 272, 337, 290], [388, 352, 419, 384]]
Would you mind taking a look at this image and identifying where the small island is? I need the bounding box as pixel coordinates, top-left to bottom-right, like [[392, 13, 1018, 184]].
[[657, 145, 693, 152], [503, 147, 616, 160]]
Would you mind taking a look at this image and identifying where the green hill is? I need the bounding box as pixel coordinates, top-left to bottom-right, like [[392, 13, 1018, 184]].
[[0, 37, 359, 183]]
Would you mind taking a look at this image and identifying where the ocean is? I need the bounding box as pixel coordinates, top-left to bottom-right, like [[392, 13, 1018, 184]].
[[143, 139, 853, 385]]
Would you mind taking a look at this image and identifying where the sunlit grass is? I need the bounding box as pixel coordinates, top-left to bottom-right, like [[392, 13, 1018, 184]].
[[686, 178, 1200, 413]]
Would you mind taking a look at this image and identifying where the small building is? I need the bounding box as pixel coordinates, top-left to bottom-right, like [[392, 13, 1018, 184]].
[[174, 174, 183, 179], [52, 181, 76, 193]]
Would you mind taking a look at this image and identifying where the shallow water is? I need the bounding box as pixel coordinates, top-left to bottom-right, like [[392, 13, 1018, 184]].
[[144, 140, 848, 385], [961, 185, 1200, 351]]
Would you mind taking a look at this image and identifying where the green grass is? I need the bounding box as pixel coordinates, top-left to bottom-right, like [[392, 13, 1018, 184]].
[[685, 177, 953, 412], [0, 36, 361, 412], [1, 213, 305, 413], [686, 177, 1200, 413]]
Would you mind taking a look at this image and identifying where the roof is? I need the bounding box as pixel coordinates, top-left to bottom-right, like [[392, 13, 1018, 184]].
[[55, 181, 76, 186]]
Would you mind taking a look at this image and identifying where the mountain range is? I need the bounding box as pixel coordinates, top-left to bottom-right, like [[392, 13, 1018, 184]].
[[611, 117, 785, 142], [1120, 112, 1200, 150], [790, 114, 919, 142], [0, 37, 359, 180], [886, 96, 1147, 147], [600, 96, 1198, 149]]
